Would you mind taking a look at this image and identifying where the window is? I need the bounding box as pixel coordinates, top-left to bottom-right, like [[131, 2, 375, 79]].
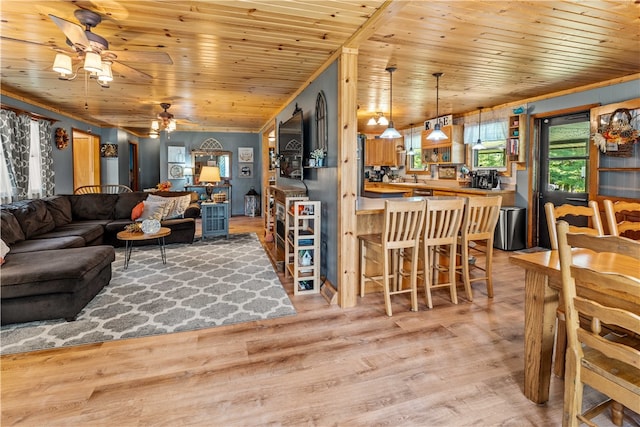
[[465, 120, 508, 170]]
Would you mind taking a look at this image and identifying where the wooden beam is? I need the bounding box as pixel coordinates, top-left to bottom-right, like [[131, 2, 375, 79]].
[[337, 46, 359, 308]]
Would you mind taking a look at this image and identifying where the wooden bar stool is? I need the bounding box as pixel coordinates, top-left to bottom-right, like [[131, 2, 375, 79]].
[[418, 197, 465, 309], [457, 196, 502, 301], [359, 199, 426, 316]]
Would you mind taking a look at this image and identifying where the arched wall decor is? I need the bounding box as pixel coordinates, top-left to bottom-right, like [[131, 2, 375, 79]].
[[199, 137, 224, 151], [315, 91, 328, 153]]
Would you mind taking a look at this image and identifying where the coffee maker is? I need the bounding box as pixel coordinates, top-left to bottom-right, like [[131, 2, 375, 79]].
[[470, 169, 499, 189]]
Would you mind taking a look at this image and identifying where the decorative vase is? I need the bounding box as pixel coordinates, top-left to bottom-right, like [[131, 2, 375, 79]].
[[317, 158, 324, 167]]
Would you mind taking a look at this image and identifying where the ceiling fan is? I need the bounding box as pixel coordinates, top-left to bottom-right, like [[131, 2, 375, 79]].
[[48, 9, 172, 83], [150, 103, 177, 138]]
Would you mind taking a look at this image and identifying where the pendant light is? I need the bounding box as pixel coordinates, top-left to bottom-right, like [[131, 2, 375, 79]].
[[472, 106, 486, 150], [380, 67, 402, 139], [426, 72, 448, 141], [407, 124, 416, 155]]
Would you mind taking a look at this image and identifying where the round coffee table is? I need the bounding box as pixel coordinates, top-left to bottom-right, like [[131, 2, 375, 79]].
[[116, 227, 171, 269]]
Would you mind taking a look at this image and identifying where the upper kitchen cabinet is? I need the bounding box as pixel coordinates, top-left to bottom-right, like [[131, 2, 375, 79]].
[[421, 124, 464, 165], [365, 137, 403, 167]]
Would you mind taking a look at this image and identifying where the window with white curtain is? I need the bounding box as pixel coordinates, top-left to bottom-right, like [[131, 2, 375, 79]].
[[464, 120, 509, 170], [27, 120, 42, 198]]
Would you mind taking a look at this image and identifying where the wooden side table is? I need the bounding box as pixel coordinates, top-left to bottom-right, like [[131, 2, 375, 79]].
[[116, 227, 171, 269], [201, 202, 229, 239]]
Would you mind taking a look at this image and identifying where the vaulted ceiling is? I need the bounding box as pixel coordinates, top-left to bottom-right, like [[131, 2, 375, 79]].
[[1, 1, 638, 137]]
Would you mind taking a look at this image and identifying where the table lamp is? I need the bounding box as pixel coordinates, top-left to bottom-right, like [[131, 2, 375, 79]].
[[199, 166, 221, 200], [184, 167, 193, 185]]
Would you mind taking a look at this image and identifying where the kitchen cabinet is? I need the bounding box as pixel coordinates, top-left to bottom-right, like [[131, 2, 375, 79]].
[[365, 137, 403, 166], [421, 125, 464, 165]]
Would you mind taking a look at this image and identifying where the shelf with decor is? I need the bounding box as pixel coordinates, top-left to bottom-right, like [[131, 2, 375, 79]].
[[285, 200, 321, 295], [507, 114, 526, 163], [421, 124, 464, 165]]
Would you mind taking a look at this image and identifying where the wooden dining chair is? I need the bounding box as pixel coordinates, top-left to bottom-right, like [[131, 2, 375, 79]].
[[359, 199, 426, 316], [457, 195, 502, 302], [555, 220, 640, 427], [74, 184, 133, 194], [545, 200, 606, 377], [603, 199, 640, 239], [544, 201, 604, 250], [418, 197, 465, 309]]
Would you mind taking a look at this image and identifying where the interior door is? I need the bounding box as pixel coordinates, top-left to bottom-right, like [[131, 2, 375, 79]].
[[537, 112, 591, 248], [129, 141, 139, 191], [72, 129, 101, 191]]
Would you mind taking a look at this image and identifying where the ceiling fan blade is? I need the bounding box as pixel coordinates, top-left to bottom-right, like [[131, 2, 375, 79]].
[[110, 61, 152, 82], [107, 50, 173, 65], [48, 14, 90, 49]]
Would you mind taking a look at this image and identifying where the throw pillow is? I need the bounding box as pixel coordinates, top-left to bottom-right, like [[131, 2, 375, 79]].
[[167, 194, 192, 219], [146, 194, 177, 220], [0, 239, 9, 266], [131, 202, 145, 220], [138, 200, 168, 221]]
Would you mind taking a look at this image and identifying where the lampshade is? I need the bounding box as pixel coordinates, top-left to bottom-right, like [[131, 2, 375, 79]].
[[184, 167, 193, 176], [367, 116, 378, 126], [377, 114, 389, 126], [83, 51, 103, 73], [149, 131, 159, 139], [53, 53, 72, 75], [98, 61, 113, 83], [151, 120, 160, 131], [199, 166, 221, 184], [426, 72, 448, 142], [380, 67, 400, 139]]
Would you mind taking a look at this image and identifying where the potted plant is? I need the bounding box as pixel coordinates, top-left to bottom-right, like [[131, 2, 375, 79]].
[[310, 149, 326, 167]]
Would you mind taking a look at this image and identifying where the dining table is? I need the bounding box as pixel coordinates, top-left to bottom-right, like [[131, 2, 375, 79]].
[[509, 248, 640, 404]]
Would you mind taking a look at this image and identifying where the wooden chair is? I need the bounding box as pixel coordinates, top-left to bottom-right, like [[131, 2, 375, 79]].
[[555, 220, 640, 427], [603, 199, 640, 239], [457, 196, 502, 302], [545, 201, 604, 250], [418, 197, 465, 309], [74, 184, 133, 194], [359, 199, 426, 316], [546, 201, 605, 377]]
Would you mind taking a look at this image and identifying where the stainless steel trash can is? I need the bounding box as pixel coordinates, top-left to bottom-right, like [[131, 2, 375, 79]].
[[494, 206, 526, 251]]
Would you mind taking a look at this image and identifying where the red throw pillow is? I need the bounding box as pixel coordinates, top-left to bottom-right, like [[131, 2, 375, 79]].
[[131, 202, 144, 221]]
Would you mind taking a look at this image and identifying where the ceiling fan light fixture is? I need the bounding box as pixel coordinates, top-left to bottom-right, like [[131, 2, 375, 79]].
[[367, 116, 378, 126], [97, 61, 113, 83], [53, 53, 72, 75], [83, 51, 102, 74], [380, 67, 400, 139], [149, 131, 159, 139], [377, 114, 389, 126], [151, 120, 160, 131], [426, 72, 448, 142]]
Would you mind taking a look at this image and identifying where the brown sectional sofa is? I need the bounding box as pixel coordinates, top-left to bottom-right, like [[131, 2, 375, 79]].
[[1, 191, 200, 325]]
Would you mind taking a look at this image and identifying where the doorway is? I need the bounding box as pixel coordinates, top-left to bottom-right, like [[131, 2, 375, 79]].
[[536, 112, 591, 248], [72, 129, 100, 191], [129, 141, 139, 191]]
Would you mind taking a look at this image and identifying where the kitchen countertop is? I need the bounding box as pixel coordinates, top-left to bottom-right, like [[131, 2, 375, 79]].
[[366, 181, 515, 197]]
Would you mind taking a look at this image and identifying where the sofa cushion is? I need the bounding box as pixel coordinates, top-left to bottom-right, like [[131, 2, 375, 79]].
[[4, 199, 55, 239], [0, 246, 115, 297], [139, 200, 168, 221], [7, 236, 85, 254], [44, 195, 73, 227], [33, 223, 104, 246], [1, 210, 25, 245], [114, 192, 148, 219], [69, 194, 118, 220]]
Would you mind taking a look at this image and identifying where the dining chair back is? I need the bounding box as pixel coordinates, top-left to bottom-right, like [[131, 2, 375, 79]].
[[359, 199, 426, 316], [545, 201, 604, 250], [457, 195, 502, 301], [603, 199, 640, 239], [74, 184, 133, 194], [556, 220, 640, 427], [418, 197, 465, 309]]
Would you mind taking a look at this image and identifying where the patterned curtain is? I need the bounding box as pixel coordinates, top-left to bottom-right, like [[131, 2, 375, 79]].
[[0, 110, 31, 201], [38, 120, 55, 196]]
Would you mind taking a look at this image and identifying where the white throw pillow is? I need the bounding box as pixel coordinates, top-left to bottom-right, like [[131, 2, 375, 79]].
[[1, 239, 10, 265], [146, 194, 177, 220], [138, 200, 168, 221], [147, 194, 191, 219]]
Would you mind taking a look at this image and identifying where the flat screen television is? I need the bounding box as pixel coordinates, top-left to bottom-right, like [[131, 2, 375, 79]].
[[278, 108, 304, 179]]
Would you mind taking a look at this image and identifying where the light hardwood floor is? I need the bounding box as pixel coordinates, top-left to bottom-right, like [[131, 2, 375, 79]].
[[0, 217, 634, 426]]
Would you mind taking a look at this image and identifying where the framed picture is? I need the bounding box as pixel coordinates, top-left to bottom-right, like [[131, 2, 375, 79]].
[[168, 146, 185, 163], [238, 147, 253, 163], [168, 163, 184, 179], [100, 143, 118, 158], [239, 163, 253, 178]]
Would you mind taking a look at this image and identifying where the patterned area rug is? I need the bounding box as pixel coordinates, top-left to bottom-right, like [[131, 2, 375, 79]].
[[1, 233, 296, 355]]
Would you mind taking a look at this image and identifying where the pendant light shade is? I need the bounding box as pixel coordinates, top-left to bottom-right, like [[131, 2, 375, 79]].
[[53, 53, 73, 75], [97, 61, 113, 83], [380, 67, 402, 139], [426, 72, 448, 141], [83, 51, 103, 73], [472, 106, 486, 150]]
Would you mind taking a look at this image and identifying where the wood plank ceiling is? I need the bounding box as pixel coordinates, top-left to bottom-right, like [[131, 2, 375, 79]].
[[1, 1, 638, 136]]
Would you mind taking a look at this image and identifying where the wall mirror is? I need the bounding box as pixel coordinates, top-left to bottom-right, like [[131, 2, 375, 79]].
[[191, 150, 232, 182]]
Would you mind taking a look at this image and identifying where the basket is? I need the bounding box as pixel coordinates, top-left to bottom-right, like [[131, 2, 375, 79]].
[[599, 108, 639, 157], [213, 192, 226, 203]]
